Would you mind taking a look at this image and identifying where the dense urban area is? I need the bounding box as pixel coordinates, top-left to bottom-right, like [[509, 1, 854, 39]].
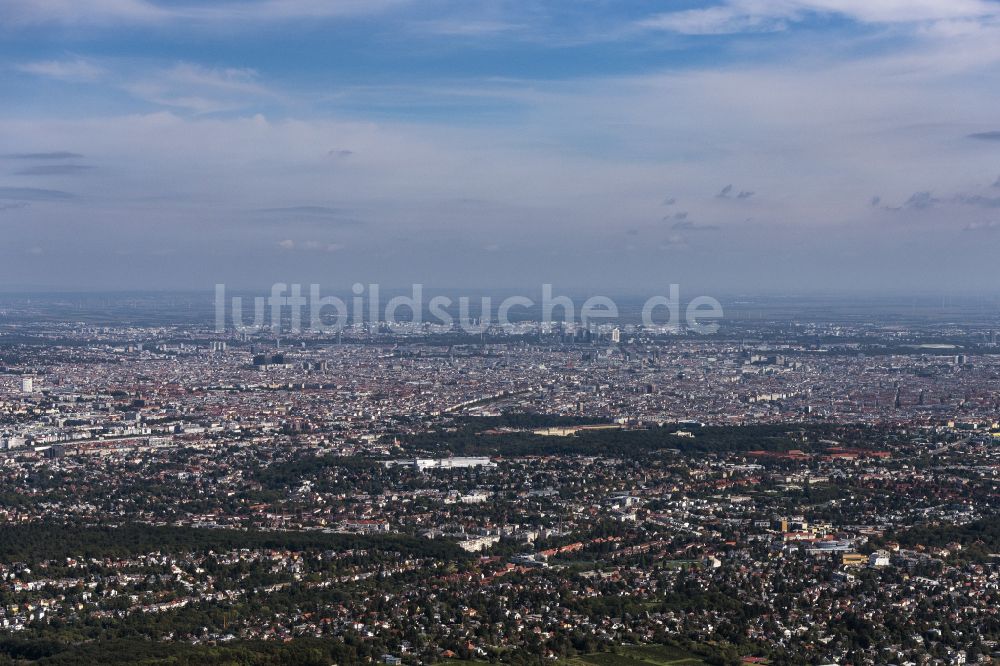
[[1, 294, 999, 666]]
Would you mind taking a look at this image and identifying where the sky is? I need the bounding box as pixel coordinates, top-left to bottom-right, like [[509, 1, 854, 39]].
[[2, 0, 1000, 294]]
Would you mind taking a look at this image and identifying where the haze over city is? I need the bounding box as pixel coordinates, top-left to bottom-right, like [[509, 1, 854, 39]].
[[3, 0, 1000, 292]]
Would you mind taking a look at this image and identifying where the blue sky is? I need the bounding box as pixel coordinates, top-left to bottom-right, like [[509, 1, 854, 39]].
[[2, 0, 1000, 292]]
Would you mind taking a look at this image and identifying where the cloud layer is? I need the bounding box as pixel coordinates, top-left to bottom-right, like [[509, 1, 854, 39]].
[[2, 2, 1000, 292]]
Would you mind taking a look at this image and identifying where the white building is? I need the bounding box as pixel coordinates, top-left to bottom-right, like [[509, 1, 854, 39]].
[[386, 457, 496, 471], [869, 550, 891, 567], [459, 492, 490, 504], [457, 535, 500, 552]]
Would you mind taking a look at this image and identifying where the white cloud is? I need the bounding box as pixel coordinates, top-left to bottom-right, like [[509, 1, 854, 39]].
[[640, 0, 1000, 35], [16, 58, 105, 81], [639, 4, 793, 35], [5, 15, 1000, 289], [2, 0, 169, 26], [963, 220, 1000, 231], [177, 0, 409, 22], [4, 41, 999, 242], [798, 0, 999, 23], [0, 0, 407, 27], [123, 63, 278, 114], [164, 64, 266, 95], [299, 240, 345, 252], [16, 57, 279, 114], [417, 19, 526, 37]]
